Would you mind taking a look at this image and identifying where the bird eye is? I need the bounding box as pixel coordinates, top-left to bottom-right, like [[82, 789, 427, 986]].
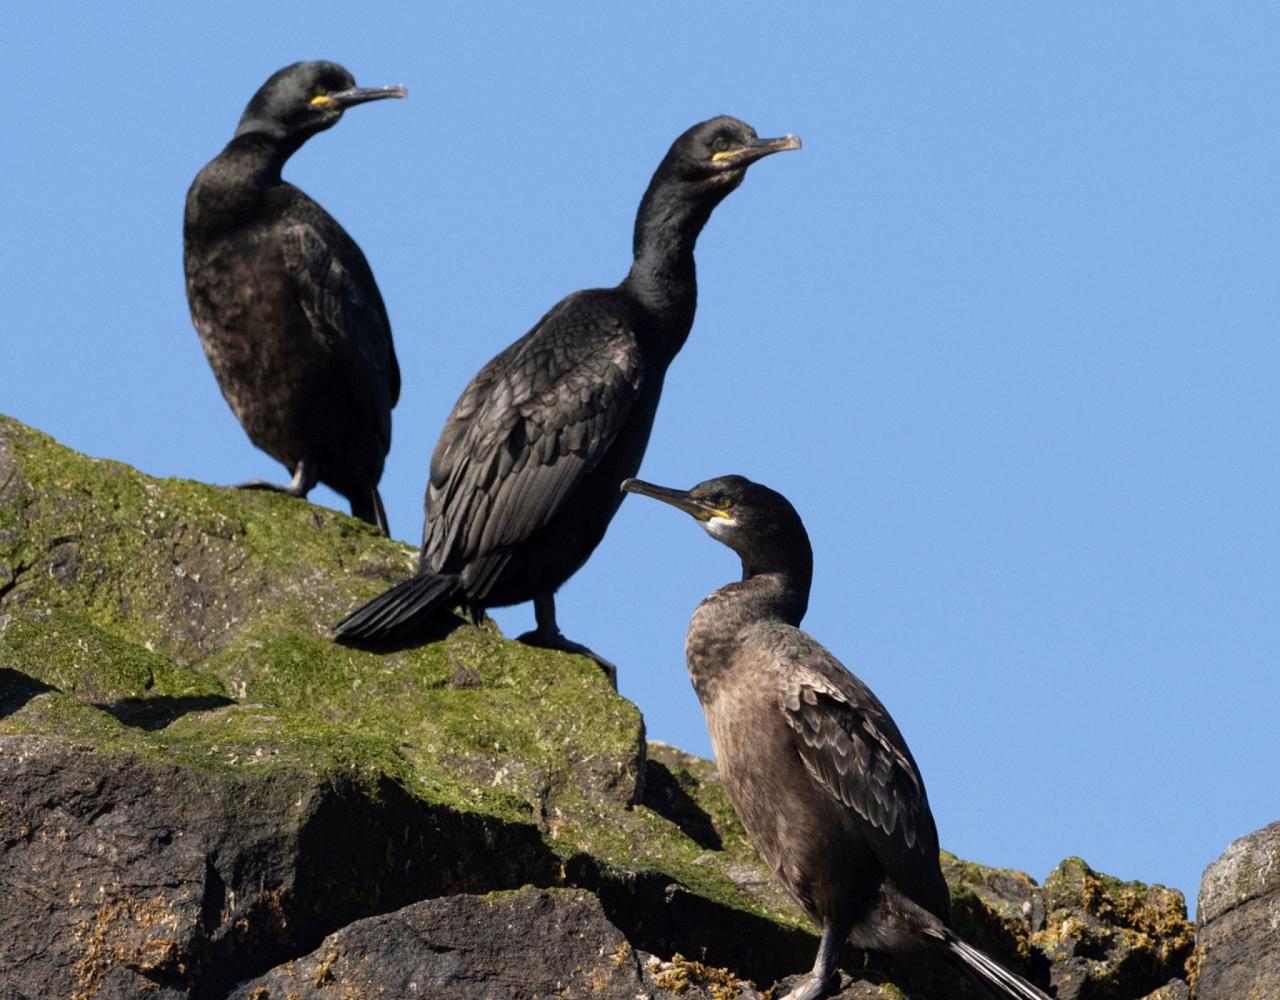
[[712, 137, 731, 153], [717, 496, 733, 511]]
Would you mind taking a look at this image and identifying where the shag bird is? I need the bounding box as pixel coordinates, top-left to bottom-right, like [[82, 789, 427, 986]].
[[620, 475, 1050, 1000], [184, 61, 405, 535], [333, 117, 800, 676]]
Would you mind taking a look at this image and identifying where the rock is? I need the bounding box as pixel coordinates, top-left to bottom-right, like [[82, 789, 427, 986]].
[[232, 887, 635, 1000], [232, 886, 771, 1000], [1139, 980, 1190, 1000], [0, 738, 554, 999], [943, 850, 1049, 976], [0, 417, 807, 996], [0, 419, 1199, 999], [1031, 857, 1194, 1000], [1193, 820, 1280, 1000]]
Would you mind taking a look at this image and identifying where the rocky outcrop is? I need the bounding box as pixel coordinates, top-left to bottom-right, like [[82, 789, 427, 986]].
[[230, 887, 767, 1000], [1030, 858, 1195, 1000], [0, 417, 1198, 998], [1193, 821, 1280, 999]]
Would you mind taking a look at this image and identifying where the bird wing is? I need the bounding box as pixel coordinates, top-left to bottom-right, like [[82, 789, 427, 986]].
[[280, 219, 400, 448], [775, 630, 949, 917], [423, 292, 645, 580]]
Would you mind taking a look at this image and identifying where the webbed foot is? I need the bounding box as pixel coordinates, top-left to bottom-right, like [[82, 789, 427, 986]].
[[234, 460, 316, 499], [779, 972, 838, 1000], [516, 627, 618, 689]]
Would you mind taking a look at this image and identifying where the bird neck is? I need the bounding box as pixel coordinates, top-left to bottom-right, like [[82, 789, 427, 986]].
[[230, 128, 304, 183], [221, 132, 300, 185], [686, 567, 811, 703], [187, 134, 298, 234], [735, 562, 812, 628], [624, 177, 722, 336]]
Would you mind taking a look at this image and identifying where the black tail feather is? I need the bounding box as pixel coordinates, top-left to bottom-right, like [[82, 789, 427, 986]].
[[333, 573, 461, 643], [945, 932, 1051, 1000]]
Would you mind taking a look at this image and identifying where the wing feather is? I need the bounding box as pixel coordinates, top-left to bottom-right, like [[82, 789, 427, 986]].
[[774, 630, 949, 919], [421, 292, 645, 589], [280, 220, 399, 448]]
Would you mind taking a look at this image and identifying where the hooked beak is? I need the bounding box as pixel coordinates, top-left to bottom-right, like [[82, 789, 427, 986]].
[[326, 84, 409, 110], [621, 478, 731, 521], [711, 133, 802, 168]]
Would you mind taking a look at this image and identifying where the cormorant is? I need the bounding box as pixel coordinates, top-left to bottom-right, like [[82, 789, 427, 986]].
[[184, 61, 405, 535], [620, 475, 1050, 1000], [334, 117, 800, 676]]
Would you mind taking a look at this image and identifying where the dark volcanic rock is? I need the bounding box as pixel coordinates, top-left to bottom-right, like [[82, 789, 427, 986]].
[[229, 888, 640, 1000], [1139, 980, 1190, 1000], [230, 886, 762, 1000], [0, 738, 554, 1000], [1193, 820, 1280, 1000]]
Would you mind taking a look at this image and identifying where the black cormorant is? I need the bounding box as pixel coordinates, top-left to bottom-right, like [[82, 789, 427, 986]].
[[621, 475, 1050, 1000], [334, 117, 800, 676], [184, 61, 405, 535]]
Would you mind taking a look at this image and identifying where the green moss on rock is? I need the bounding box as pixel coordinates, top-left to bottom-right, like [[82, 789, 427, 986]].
[[0, 415, 784, 924], [0, 418, 1195, 999]]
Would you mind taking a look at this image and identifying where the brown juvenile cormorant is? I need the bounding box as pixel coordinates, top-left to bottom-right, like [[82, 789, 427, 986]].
[[621, 475, 1050, 1000], [184, 61, 405, 535], [334, 117, 800, 675]]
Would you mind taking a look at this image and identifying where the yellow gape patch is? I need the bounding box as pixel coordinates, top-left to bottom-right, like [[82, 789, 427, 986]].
[[309, 94, 333, 107]]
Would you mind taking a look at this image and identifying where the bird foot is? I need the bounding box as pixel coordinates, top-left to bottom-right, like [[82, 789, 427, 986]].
[[516, 629, 618, 689], [778, 971, 839, 1000], [233, 479, 308, 498]]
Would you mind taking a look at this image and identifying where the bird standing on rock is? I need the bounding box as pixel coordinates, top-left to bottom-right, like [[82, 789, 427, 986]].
[[184, 61, 405, 535], [621, 475, 1050, 1000], [334, 117, 800, 681]]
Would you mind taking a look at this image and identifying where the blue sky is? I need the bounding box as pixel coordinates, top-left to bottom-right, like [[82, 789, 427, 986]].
[[4, 4, 1277, 917]]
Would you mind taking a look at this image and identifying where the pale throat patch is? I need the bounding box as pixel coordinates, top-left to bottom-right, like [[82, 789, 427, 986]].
[[704, 515, 736, 538]]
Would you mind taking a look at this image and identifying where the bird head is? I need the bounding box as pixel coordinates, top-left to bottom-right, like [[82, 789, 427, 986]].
[[656, 116, 801, 195], [234, 61, 406, 142], [621, 474, 812, 577]]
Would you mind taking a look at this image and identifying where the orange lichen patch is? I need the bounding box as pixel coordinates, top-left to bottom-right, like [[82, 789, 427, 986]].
[[1032, 857, 1196, 991], [647, 952, 748, 999], [1078, 870, 1195, 971], [71, 886, 184, 996], [610, 939, 634, 968], [313, 949, 339, 986]]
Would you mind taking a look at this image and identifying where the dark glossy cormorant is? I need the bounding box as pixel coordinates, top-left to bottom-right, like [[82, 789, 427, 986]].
[[334, 117, 800, 675], [184, 61, 405, 535], [620, 475, 1050, 1000]]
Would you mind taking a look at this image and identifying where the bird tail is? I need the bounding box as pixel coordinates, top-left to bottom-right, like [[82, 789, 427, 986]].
[[943, 932, 1050, 1000], [332, 573, 461, 643]]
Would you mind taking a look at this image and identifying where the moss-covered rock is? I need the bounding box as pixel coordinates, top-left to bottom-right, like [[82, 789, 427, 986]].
[[1032, 857, 1194, 999], [0, 416, 807, 996], [0, 418, 1196, 999]]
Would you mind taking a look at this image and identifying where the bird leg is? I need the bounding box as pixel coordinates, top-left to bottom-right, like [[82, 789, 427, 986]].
[[348, 486, 391, 536], [780, 921, 846, 1000], [235, 459, 318, 498], [517, 593, 618, 689]]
